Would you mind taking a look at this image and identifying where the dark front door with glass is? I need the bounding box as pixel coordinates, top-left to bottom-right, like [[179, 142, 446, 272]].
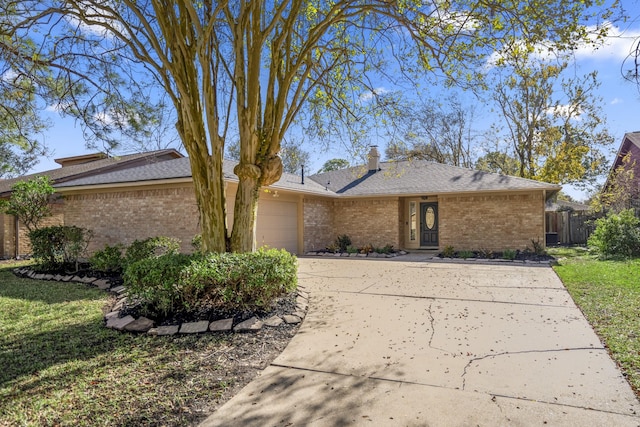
[[420, 202, 438, 247]]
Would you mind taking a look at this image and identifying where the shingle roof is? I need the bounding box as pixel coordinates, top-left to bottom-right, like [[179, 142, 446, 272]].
[[0, 149, 183, 196], [307, 160, 560, 196], [603, 131, 640, 192], [55, 157, 332, 196], [55, 157, 559, 197]]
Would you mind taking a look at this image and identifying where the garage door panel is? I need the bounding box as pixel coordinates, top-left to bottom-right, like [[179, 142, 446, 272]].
[[256, 199, 298, 254]]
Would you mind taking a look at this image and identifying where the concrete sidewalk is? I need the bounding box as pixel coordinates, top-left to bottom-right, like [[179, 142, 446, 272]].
[[201, 257, 640, 426]]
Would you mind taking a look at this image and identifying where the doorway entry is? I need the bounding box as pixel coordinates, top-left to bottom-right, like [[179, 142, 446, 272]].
[[420, 202, 438, 247]]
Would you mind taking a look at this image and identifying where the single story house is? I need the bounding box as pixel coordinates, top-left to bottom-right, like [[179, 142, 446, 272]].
[[51, 147, 560, 255], [0, 149, 183, 258]]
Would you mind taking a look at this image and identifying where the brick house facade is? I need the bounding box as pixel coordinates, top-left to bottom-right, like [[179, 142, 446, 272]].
[[52, 150, 558, 255]]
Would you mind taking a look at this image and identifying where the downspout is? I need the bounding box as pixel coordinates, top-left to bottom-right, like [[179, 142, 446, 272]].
[[14, 215, 19, 259]]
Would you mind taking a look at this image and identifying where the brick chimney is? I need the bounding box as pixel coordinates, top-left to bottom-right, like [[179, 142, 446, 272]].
[[368, 145, 380, 172]]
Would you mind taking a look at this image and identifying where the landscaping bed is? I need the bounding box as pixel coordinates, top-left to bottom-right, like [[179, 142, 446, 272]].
[[0, 260, 302, 426]]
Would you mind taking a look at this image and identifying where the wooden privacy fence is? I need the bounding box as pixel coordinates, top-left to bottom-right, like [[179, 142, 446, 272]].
[[546, 210, 599, 245]]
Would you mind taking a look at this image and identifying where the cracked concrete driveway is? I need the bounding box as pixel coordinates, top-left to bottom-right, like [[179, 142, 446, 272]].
[[201, 256, 640, 426]]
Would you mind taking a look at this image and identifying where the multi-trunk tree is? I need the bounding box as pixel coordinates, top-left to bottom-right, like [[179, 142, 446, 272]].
[[2, 0, 613, 252]]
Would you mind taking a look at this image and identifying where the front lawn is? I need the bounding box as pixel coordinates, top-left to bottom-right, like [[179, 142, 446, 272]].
[[550, 248, 640, 397], [0, 262, 296, 426]]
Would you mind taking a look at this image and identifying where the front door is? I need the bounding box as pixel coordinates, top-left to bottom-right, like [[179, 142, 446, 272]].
[[420, 202, 438, 247]]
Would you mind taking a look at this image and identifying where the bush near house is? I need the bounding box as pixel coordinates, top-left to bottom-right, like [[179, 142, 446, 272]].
[[124, 236, 181, 268], [89, 244, 126, 273], [124, 248, 297, 319], [588, 209, 640, 258], [28, 225, 92, 271]]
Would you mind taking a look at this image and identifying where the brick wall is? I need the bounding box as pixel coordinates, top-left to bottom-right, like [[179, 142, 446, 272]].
[[64, 185, 200, 254], [332, 198, 400, 249], [439, 191, 545, 251], [303, 197, 334, 252], [0, 204, 65, 258]]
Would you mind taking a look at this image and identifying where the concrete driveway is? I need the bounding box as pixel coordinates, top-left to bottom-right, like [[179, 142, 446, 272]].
[[201, 256, 640, 426]]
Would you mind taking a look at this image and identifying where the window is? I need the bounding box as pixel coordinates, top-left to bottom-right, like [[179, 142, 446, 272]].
[[410, 202, 416, 241]]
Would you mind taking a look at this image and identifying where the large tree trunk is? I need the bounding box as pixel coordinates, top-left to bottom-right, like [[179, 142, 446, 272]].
[[178, 107, 228, 253], [230, 163, 260, 252], [189, 150, 228, 253], [230, 155, 283, 253]]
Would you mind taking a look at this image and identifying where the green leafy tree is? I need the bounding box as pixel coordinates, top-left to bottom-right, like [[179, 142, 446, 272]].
[[0, 175, 55, 232], [488, 51, 613, 187], [317, 158, 350, 173], [2, 0, 614, 252], [0, 41, 50, 176], [475, 151, 520, 176]]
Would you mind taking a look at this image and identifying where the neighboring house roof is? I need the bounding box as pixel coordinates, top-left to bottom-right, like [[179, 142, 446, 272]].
[[603, 131, 640, 191], [308, 160, 561, 197], [55, 156, 561, 198], [55, 157, 332, 196], [0, 149, 183, 197], [545, 199, 591, 212]]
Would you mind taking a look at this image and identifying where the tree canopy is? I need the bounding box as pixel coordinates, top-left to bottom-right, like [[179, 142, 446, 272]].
[[1, 0, 614, 252], [317, 158, 350, 173]]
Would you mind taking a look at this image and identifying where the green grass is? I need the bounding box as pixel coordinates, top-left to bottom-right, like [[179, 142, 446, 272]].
[[0, 262, 235, 426], [550, 247, 640, 396]]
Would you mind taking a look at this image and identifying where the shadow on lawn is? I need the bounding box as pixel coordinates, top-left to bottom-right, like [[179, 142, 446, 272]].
[[0, 317, 122, 387], [0, 266, 106, 304]]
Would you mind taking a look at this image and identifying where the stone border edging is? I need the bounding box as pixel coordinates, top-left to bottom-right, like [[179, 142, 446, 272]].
[[12, 267, 309, 336]]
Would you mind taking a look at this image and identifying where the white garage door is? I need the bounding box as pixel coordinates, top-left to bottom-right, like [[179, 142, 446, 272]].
[[255, 198, 298, 254]]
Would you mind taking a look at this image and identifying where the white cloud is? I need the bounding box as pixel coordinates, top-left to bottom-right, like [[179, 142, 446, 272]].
[[572, 22, 640, 61], [611, 97, 623, 105], [359, 87, 388, 102], [64, 3, 124, 39], [485, 22, 640, 68], [546, 103, 582, 121], [1, 70, 19, 82]]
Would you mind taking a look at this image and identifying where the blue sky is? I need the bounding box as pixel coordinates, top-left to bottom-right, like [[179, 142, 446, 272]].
[[28, 16, 640, 202]]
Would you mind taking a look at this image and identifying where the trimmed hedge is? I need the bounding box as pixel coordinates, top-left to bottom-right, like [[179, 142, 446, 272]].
[[124, 248, 298, 317], [124, 236, 181, 267], [89, 244, 125, 273]]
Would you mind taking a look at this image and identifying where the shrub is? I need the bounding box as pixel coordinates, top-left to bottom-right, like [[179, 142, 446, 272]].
[[458, 250, 474, 259], [191, 234, 202, 252], [124, 236, 181, 267], [124, 248, 298, 317], [29, 225, 93, 271], [588, 209, 640, 258], [442, 245, 455, 258], [123, 253, 195, 316], [359, 244, 373, 254], [477, 248, 494, 259], [528, 238, 545, 256], [502, 249, 517, 260], [346, 246, 358, 254], [90, 244, 125, 273], [326, 243, 339, 253], [335, 234, 351, 252]]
